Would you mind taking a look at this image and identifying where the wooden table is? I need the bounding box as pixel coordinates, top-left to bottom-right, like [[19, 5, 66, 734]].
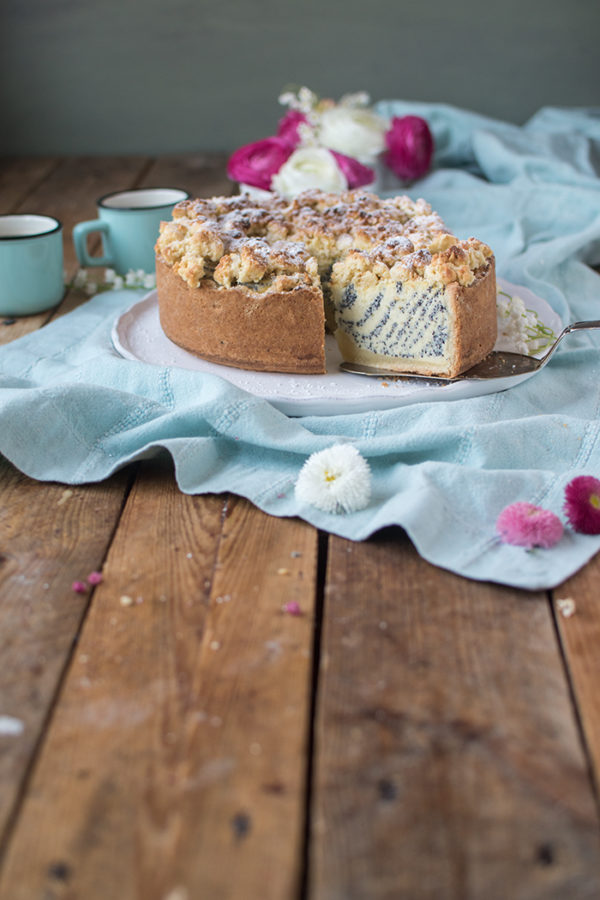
[[1, 155, 600, 900]]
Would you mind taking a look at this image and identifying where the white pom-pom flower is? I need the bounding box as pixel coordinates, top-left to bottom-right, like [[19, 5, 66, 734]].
[[295, 444, 371, 514]]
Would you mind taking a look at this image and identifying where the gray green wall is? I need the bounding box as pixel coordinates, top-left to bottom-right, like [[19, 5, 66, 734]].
[[1, 0, 598, 156]]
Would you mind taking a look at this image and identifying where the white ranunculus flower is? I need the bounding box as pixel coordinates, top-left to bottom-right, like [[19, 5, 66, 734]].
[[271, 147, 347, 198], [317, 106, 387, 164]]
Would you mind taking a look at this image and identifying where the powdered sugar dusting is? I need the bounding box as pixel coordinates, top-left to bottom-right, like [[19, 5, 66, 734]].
[[156, 189, 490, 291]]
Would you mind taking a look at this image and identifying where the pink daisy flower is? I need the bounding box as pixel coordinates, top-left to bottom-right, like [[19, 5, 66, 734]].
[[564, 476, 600, 535], [496, 501, 563, 549]]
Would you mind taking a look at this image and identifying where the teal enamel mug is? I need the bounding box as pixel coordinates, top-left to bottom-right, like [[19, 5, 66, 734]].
[[0, 215, 64, 316], [72, 187, 190, 275]]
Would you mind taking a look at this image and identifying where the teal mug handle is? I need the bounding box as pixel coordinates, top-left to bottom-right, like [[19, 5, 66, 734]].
[[73, 220, 114, 267]]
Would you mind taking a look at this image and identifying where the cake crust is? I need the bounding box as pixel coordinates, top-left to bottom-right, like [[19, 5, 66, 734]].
[[445, 259, 497, 375], [156, 257, 326, 374]]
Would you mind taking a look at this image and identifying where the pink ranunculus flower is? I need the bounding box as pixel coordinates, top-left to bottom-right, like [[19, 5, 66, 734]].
[[384, 115, 434, 181], [277, 110, 310, 147], [227, 137, 294, 191], [330, 151, 375, 189]]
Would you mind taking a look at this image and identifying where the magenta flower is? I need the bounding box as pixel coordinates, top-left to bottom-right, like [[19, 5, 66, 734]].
[[496, 501, 564, 549], [227, 137, 294, 191], [564, 476, 600, 535], [384, 115, 434, 181], [330, 151, 375, 189], [277, 110, 309, 147]]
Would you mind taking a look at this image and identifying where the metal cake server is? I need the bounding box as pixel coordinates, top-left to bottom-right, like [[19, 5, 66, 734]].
[[339, 320, 600, 383]]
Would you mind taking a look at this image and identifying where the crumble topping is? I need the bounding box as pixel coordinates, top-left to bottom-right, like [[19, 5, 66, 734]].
[[213, 238, 319, 290], [331, 234, 493, 290], [155, 189, 493, 292]]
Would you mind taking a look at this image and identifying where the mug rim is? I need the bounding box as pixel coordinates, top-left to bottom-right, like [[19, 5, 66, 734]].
[[98, 187, 191, 211], [0, 214, 62, 241]]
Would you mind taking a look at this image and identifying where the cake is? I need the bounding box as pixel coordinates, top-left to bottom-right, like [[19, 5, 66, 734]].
[[155, 189, 496, 377]]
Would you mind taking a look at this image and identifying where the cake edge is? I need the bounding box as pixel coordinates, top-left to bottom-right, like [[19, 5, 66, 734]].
[[156, 256, 327, 375]]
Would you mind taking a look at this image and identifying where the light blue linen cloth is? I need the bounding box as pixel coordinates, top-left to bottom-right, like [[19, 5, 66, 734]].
[[1, 104, 600, 590]]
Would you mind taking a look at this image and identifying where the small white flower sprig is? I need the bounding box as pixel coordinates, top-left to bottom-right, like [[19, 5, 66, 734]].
[[295, 444, 372, 514], [495, 289, 556, 355], [278, 87, 375, 139], [68, 268, 156, 296]]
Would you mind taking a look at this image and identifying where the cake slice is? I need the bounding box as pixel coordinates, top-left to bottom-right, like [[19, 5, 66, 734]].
[[330, 233, 496, 377]]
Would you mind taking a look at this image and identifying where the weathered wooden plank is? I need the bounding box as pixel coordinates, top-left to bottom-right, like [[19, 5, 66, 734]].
[[0, 458, 131, 841], [0, 157, 60, 214], [0, 155, 247, 872], [310, 528, 600, 900], [141, 152, 232, 198], [0, 156, 149, 842], [0, 468, 318, 900], [552, 550, 600, 794]]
